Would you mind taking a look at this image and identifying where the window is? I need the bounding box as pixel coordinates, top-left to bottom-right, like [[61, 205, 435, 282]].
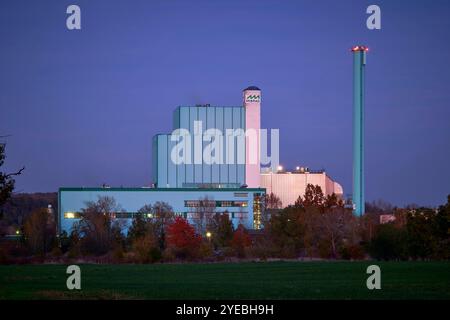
[[234, 201, 248, 207], [185, 200, 199, 207], [234, 192, 248, 198], [115, 212, 134, 219], [234, 212, 248, 219], [253, 193, 263, 230], [64, 212, 81, 219]]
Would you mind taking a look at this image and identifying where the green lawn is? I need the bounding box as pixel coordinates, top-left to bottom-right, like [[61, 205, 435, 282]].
[[0, 261, 449, 300]]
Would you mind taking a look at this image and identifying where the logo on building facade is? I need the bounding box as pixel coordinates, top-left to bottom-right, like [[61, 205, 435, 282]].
[[245, 94, 260, 103]]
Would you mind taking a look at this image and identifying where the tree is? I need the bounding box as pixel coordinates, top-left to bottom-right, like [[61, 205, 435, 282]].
[[314, 206, 359, 259], [166, 216, 202, 259], [365, 199, 394, 214], [73, 196, 124, 255], [295, 184, 325, 209], [367, 223, 407, 260], [132, 233, 161, 263], [192, 196, 216, 236], [23, 208, 55, 255], [265, 192, 282, 209], [268, 206, 305, 257], [127, 203, 171, 263], [231, 224, 252, 257], [127, 211, 149, 243], [151, 201, 175, 250], [1, 193, 57, 227], [0, 143, 25, 208], [433, 195, 450, 259], [324, 193, 344, 208], [406, 208, 438, 260], [207, 212, 234, 248]]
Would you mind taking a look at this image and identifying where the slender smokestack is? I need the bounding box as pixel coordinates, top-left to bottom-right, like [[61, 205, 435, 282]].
[[243, 86, 261, 188], [351, 45, 368, 216]]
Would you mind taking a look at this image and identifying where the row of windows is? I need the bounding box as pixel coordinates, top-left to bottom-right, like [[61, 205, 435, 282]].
[[184, 200, 248, 208], [64, 211, 248, 220], [64, 212, 157, 219], [189, 212, 248, 219]]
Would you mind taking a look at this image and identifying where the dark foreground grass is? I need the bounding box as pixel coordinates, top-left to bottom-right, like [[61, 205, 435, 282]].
[[0, 261, 449, 300]]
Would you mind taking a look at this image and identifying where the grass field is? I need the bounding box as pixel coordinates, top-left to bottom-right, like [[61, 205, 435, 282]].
[[0, 261, 449, 300]]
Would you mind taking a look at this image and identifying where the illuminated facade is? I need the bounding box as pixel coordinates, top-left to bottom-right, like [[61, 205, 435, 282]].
[[59, 86, 266, 234], [59, 187, 264, 233], [152, 86, 261, 188], [260, 169, 343, 208], [58, 85, 345, 234], [152, 106, 246, 188]]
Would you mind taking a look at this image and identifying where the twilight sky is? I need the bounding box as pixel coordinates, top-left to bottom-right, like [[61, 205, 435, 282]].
[[1, 0, 449, 207]]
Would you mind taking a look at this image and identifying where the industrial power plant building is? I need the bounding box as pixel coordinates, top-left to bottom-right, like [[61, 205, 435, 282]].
[[59, 86, 343, 234]]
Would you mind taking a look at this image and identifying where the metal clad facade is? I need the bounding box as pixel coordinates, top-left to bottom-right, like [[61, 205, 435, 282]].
[[154, 105, 246, 188]]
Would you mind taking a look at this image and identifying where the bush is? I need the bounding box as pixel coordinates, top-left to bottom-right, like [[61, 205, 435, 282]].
[[245, 243, 279, 260], [197, 241, 214, 260], [50, 246, 63, 258], [161, 246, 176, 262], [132, 235, 161, 263], [339, 244, 366, 260], [231, 225, 252, 258], [111, 246, 125, 263], [0, 246, 8, 264], [367, 224, 408, 260]]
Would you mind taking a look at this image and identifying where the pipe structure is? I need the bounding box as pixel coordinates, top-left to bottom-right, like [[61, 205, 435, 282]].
[[351, 45, 368, 216]]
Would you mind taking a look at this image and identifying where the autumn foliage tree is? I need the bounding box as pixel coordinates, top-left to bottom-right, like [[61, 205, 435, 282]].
[[73, 196, 124, 255], [127, 202, 174, 263], [231, 224, 252, 258], [166, 216, 202, 259], [24, 208, 55, 255], [268, 184, 360, 259]]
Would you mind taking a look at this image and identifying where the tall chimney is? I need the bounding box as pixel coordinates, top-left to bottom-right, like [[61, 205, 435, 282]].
[[351, 46, 368, 216], [243, 86, 261, 188]]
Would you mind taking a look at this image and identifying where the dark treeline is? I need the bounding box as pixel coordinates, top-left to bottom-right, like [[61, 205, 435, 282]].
[[0, 193, 57, 232], [0, 185, 449, 264]]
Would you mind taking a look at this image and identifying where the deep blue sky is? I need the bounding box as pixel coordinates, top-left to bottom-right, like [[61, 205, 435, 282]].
[[1, 0, 449, 207]]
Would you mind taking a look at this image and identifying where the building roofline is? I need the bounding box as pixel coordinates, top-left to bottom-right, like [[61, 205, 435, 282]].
[[176, 105, 242, 109], [59, 187, 266, 192]]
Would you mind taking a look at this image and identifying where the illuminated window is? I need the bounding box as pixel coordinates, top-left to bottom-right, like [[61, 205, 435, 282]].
[[64, 212, 81, 219], [253, 194, 263, 230], [221, 201, 233, 207], [234, 201, 248, 207], [185, 200, 200, 207]]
